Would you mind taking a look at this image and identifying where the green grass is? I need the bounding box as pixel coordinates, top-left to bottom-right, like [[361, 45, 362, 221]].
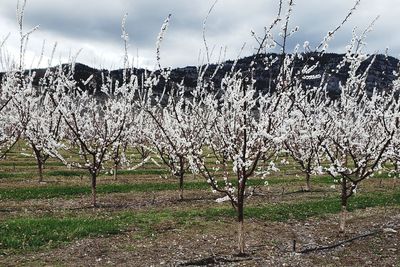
[[0, 176, 305, 201], [0, 168, 168, 180], [0, 186, 90, 200], [0, 182, 204, 201], [0, 161, 65, 167], [46, 170, 86, 177], [1, 190, 399, 253], [0, 173, 18, 179], [0, 171, 391, 201], [0, 143, 397, 255], [262, 190, 400, 221], [0, 217, 121, 252], [170, 190, 400, 222], [116, 169, 167, 175]]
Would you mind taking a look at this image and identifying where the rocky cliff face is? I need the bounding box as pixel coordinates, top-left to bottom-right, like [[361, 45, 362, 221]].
[[2, 53, 399, 95], [174, 53, 399, 96]]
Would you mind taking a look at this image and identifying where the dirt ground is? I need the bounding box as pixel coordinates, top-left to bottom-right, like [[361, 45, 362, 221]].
[[0, 191, 399, 267], [1, 159, 400, 266], [0, 143, 400, 267]]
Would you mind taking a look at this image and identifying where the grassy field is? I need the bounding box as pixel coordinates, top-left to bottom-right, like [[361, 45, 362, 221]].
[[0, 143, 399, 266]]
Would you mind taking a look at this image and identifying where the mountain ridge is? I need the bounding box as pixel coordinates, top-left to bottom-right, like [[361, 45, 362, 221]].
[[1, 53, 399, 95]]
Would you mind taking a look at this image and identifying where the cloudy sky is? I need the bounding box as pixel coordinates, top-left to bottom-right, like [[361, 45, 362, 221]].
[[0, 0, 399, 70]]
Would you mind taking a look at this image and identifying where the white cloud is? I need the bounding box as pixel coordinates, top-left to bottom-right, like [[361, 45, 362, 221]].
[[0, 0, 398, 70]]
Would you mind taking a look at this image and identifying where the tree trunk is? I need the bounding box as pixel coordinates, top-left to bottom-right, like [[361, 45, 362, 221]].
[[339, 205, 347, 233], [32, 147, 44, 183], [340, 177, 348, 233], [91, 172, 97, 207], [179, 172, 184, 200], [113, 162, 118, 181], [305, 172, 311, 192], [237, 199, 245, 255], [37, 160, 44, 183], [141, 147, 147, 161], [178, 157, 184, 200], [113, 145, 120, 181]]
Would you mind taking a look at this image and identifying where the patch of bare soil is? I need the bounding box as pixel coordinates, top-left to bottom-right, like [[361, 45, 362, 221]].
[[1, 206, 399, 266]]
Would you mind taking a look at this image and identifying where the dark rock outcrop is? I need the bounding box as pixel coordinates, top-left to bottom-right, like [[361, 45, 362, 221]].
[[1, 53, 398, 96]]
